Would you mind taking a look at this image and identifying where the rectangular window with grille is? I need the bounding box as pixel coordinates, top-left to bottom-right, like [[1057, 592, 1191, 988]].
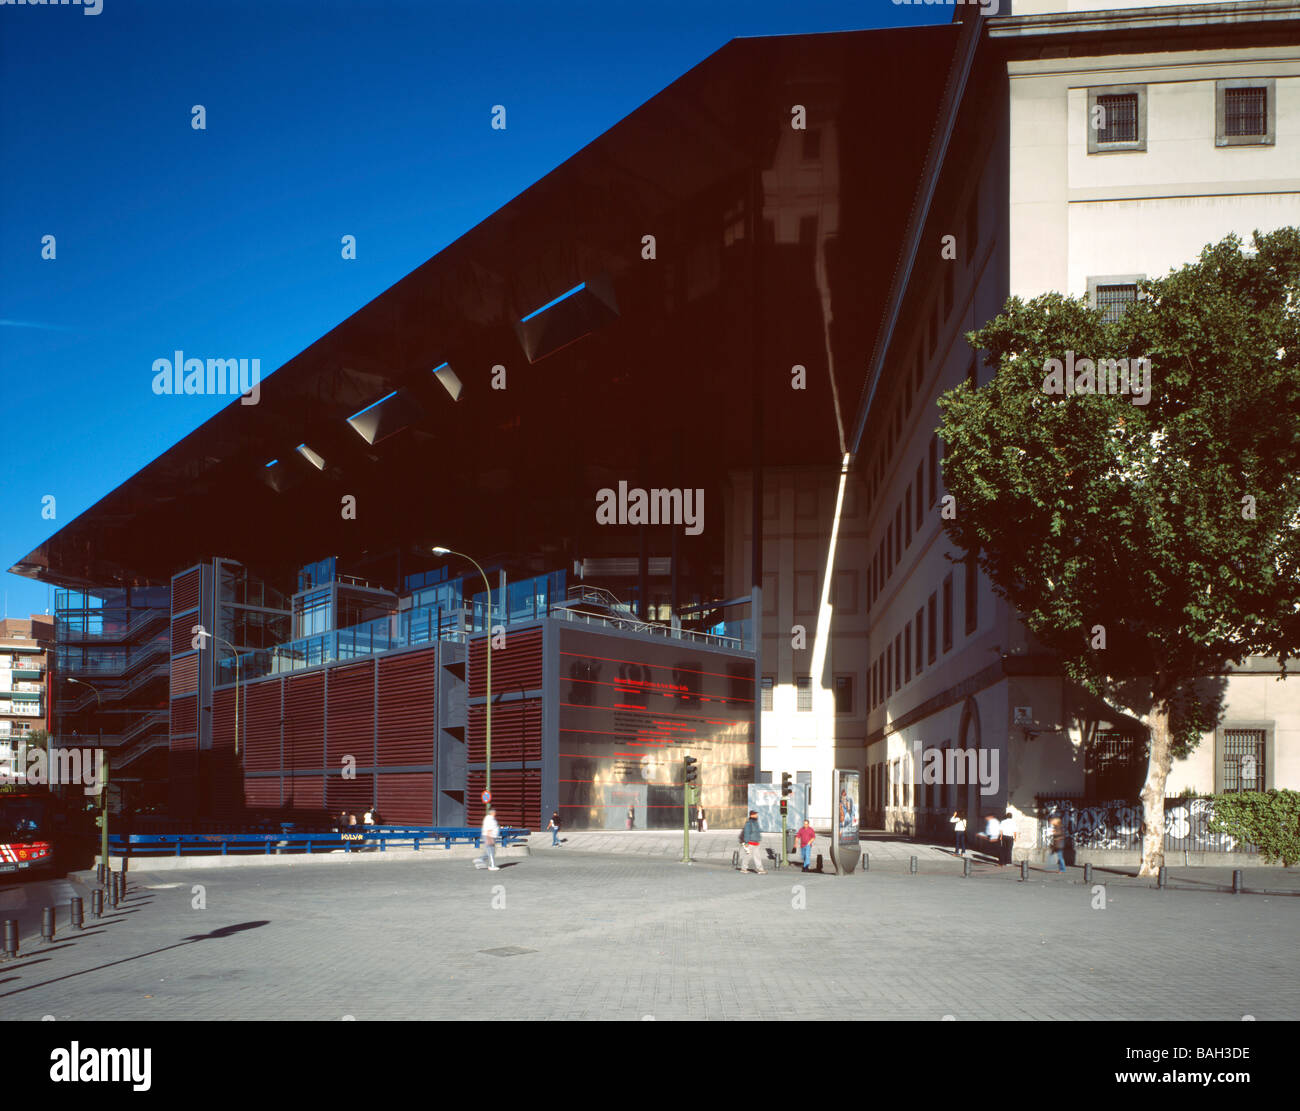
[[1224, 87, 1266, 137], [915, 608, 925, 673], [904, 625, 912, 683], [1221, 729, 1266, 793], [834, 674, 853, 714], [1088, 85, 1146, 153], [942, 575, 952, 653], [927, 592, 937, 663], [761, 675, 774, 712], [1095, 283, 1137, 324], [1217, 80, 1274, 146], [1097, 93, 1137, 143], [796, 674, 812, 712], [964, 553, 978, 635], [1086, 731, 1146, 800]]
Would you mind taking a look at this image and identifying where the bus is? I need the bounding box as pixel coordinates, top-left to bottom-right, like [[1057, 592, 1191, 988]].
[[0, 792, 55, 876]]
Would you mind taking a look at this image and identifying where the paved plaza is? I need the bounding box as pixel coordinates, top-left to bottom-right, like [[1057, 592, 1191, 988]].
[[2, 841, 1297, 1021]]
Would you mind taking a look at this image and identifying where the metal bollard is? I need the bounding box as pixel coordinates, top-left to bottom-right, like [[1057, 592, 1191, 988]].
[[41, 907, 55, 943], [1232, 869, 1243, 895], [909, 855, 918, 874], [2, 919, 17, 958], [71, 897, 84, 930], [963, 857, 971, 878], [1020, 860, 1028, 881], [862, 852, 869, 871], [109, 874, 120, 909], [1083, 862, 1093, 884], [91, 889, 103, 919], [1157, 866, 1167, 889]]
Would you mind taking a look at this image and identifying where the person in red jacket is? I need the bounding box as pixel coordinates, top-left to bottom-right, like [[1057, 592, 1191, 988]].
[[796, 819, 816, 872]]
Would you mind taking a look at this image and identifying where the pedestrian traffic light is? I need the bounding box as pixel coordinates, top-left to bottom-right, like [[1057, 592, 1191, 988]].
[[780, 798, 788, 814], [683, 755, 698, 785], [781, 772, 792, 797]]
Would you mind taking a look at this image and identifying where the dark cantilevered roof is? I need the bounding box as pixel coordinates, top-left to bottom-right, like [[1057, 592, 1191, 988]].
[[14, 24, 962, 591]]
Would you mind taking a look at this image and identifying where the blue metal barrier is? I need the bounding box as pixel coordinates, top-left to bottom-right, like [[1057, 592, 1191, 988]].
[[108, 826, 532, 857]]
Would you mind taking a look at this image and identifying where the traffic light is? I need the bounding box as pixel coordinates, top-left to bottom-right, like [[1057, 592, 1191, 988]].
[[683, 756, 698, 784], [781, 772, 792, 797]]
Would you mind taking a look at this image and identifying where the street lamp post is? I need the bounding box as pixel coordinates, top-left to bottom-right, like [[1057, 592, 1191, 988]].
[[68, 677, 106, 872], [432, 546, 493, 800], [197, 631, 242, 757]]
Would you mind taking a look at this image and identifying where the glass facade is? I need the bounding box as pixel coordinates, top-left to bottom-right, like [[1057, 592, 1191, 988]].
[[556, 625, 754, 830]]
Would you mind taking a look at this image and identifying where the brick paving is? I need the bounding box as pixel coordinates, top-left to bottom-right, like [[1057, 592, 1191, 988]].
[[2, 846, 1297, 1021]]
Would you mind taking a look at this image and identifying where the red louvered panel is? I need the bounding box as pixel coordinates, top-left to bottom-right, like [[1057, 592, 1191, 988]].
[[242, 680, 282, 772], [170, 694, 197, 738], [326, 662, 374, 766], [171, 568, 201, 614], [377, 648, 437, 766], [326, 774, 374, 818], [171, 653, 198, 696], [171, 613, 198, 656], [212, 687, 236, 750], [244, 777, 280, 808], [209, 748, 240, 818], [467, 698, 542, 762], [376, 772, 433, 825], [467, 768, 541, 829], [170, 737, 196, 755], [169, 747, 198, 815], [284, 775, 323, 810], [467, 627, 543, 698], [283, 672, 325, 770]]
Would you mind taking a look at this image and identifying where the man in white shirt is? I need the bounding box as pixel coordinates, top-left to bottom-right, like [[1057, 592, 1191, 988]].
[[999, 809, 1017, 868], [474, 806, 501, 871]]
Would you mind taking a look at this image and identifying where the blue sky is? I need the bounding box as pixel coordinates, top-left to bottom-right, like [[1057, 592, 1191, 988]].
[[0, 0, 946, 618]]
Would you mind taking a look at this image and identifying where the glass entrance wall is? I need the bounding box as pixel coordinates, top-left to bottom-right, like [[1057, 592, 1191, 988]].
[[555, 624, 755, 830]]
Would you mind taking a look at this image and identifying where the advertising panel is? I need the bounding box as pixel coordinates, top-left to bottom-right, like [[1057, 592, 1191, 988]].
[[830, 768, 861, 874]]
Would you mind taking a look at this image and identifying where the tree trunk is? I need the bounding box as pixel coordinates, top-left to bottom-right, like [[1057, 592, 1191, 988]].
[[1138, 703, 1174, 876]]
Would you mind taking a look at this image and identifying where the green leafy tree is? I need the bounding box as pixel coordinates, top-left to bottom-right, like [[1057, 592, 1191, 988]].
[[938, 228, 1300, 874]]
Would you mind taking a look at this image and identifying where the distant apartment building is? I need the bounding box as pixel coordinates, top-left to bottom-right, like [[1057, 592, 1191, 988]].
[[0, 615, 54, 777]]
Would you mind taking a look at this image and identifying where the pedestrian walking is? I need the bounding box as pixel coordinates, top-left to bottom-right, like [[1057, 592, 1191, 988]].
[[1049, 815, 1067, 873], [977, 812, 999, 861], [950, 809, 967, 856], [474, 806, 501, 871], [1000, 808, 1017, 868], [738, 810, 766, 874], [547, 810, 561, 846], [362, 807, 375, 826], [796, 819, 815, 872], [696, 805, 706, 833], [626, 805, 635, 830]]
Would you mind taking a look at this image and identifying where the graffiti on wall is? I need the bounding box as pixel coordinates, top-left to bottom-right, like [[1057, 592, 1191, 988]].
[[1037, 797, 1241, 851]]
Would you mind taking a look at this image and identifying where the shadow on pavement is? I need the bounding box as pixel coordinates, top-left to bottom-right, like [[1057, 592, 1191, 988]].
[[0, 919, 272, 999]]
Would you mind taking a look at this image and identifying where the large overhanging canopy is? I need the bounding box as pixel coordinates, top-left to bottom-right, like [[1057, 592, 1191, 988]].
[[14, 26, 959, 591]]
